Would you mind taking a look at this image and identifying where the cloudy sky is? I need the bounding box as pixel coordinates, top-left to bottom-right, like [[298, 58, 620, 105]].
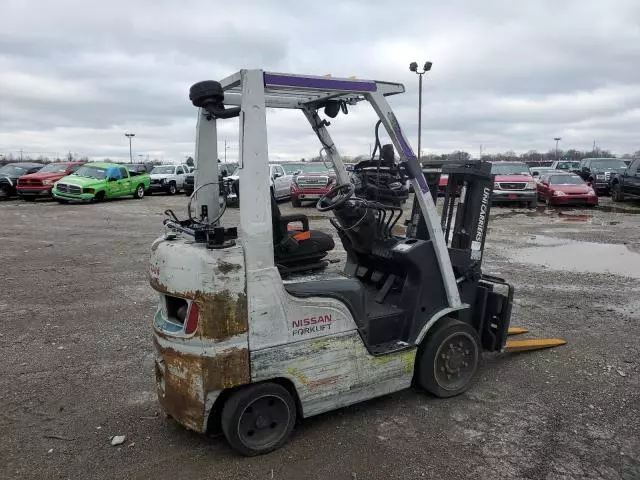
[[1, 0, 639, 163]]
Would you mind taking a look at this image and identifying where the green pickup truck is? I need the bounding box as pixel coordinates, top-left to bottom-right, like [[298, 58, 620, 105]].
[[52, 162, 151, 203]]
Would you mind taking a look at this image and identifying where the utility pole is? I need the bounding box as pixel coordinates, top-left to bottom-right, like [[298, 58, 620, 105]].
[[409, 61, 433, 161], [554, 137, 562, 160], [479, 144, 483, 159], [124, 133, 135, 163], [224, 139, 227, 164]]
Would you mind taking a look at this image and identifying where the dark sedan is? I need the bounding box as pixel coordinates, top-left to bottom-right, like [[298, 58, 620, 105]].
[[0, 163, 44, 199]]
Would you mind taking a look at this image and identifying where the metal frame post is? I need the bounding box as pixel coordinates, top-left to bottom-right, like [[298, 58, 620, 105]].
[[238, 69, 274, 271], [366, 91, 462, 308], [302, 108, 350, 185], [193, 109, 220, 225]]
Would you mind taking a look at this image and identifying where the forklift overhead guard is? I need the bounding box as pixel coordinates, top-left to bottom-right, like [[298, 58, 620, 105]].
[[149, 69, 566, 457]]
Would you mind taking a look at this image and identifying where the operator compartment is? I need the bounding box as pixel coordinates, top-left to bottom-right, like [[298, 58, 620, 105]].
[[285, 186, 448, 355]]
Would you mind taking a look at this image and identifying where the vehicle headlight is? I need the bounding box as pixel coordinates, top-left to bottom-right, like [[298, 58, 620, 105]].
[[84, 187, 95, 194], [525, 181, 535, 189], [596, 174, 605, 180], [587, 188, 596, 195], [42, 179, 53, 186], [553, 190, 566, 197], [160, 178, 166, 184], [493, 182, 500, 190]]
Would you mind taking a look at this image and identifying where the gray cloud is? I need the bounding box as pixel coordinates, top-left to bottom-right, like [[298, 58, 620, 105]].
[[1, 0, 639, 162]]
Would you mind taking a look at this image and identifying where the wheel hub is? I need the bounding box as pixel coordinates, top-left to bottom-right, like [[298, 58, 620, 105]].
[[238, 395, 289, 449], [434, 332, 477, 390]]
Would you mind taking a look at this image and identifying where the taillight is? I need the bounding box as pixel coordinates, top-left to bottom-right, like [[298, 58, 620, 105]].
[[184, 302, 200, 334]]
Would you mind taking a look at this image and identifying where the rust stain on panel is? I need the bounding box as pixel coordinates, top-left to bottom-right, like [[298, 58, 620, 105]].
[[197, 290, 248, 341], [202, 347, 250, 391], [217, 259, 242, 274], [149, 276, 169, 294], [154, 341, 206, 432]]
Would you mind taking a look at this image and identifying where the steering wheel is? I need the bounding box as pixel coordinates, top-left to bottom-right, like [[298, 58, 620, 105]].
[[317, 183, 355, 212]]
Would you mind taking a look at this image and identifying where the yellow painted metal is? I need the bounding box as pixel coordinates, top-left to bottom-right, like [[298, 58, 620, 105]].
[[507, 327, 529, 336], [504, 338, 567, 352]]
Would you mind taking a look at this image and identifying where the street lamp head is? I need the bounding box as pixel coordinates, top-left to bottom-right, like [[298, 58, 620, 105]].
[[423, 61, 432, 72], [125, 133, 135, 138], [409, 62, 418, 72], [554, 137, 561, 141]]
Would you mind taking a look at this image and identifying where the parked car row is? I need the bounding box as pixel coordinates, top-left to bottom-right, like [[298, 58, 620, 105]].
[[0, 161, 197, 203], [203, 157, 639, 210]]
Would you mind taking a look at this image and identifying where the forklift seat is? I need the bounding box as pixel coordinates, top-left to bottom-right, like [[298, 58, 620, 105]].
[[271, 190, 335, 273]]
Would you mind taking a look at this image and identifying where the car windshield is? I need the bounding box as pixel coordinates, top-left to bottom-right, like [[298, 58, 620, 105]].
[[282, 164, 305, 174], [549, 175, 585, 185], [555, 161, 580, 170], [297, 163, 332, 174], [73, 165, 108, 179], [590, 159, 627, 169], [0, 165, 29, 176], [39, 164, 70, 173], [151, 166, 175, 174], [491, 163, 531, 175]]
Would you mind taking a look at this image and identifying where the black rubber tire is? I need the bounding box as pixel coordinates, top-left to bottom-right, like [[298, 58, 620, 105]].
[[527, 199, 538, 209], [291, 197, 302, 208], [56, 199, 69, 204], [611, 183, 624, 202], [221, 382, 296, 457], [134, 184, 145, 199], [94, 191, 106, 202], [416, 318, 481, 398], [22, 197, 36, 202], [167, 182, 177, 195]]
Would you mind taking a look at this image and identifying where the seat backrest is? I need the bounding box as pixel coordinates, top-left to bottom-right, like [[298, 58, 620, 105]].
[[270, 189, 285, 244]]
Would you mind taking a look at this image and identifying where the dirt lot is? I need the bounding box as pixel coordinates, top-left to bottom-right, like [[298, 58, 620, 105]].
[[1, 193, 639, 480]]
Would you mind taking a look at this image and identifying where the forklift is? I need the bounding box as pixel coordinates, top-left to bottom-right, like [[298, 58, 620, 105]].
[[149, 69, 565, 457]]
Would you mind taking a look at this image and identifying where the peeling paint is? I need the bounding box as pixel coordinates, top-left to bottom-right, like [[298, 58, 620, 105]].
[[217, 259, 242, 274], [198, 290, 248, 340], [253, 332, 418, 418], [202, 347, 250, 391]]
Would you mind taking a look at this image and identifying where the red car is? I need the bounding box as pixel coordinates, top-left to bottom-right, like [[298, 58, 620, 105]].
[[536, 172, 598, 206], [17, 162, 86, 201], [290, 164, 336, 207], [490, 161, 538, 208]]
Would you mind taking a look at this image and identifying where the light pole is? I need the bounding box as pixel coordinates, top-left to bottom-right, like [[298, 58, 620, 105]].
[[554, 137, 561, 160], [409, 61, 432, 162], [125, 133, 135, 163]]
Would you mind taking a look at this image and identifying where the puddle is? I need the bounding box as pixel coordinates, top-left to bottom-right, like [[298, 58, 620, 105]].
[[502, 235, 640, 278], [598, 205, 640, 214]]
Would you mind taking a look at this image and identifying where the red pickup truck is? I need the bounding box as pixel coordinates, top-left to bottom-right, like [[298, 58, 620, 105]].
[[17, 162, 85, 200]]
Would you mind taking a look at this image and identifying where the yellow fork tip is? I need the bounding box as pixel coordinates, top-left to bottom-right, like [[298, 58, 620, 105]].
[[508, 327, 530, 335], [504, 338, 567, 352]]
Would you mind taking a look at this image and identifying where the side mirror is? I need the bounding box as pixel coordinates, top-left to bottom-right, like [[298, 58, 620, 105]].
[[586, 181, 592, 187], [532, 171, 539, 177], [273, 172, 282, 179]]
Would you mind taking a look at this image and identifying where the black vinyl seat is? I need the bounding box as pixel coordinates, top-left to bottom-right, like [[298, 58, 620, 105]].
[[271, 190, 335, 273]]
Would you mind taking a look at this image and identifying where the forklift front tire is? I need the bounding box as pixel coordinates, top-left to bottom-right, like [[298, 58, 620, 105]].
[[221, 382, 297, 457], [416, 318, 481, 398]]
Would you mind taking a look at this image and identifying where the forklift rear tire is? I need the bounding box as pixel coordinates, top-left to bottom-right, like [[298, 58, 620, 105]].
[[221, 382, 296, 457], [416, 318, 481, 398]]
